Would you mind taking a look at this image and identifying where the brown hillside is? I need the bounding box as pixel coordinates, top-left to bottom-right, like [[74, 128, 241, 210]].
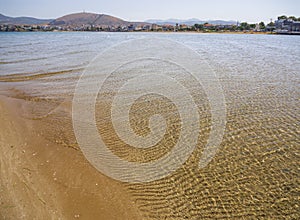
[[50, 12, 138, 26]]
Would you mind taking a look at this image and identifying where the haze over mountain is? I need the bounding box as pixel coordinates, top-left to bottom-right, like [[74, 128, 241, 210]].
[[0, 12, 237, 26], [0, 13, 53, 25], [145, 18, 237, 25]]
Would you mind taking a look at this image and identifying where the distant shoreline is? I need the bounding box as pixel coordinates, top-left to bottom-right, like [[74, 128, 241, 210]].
[[0, 30, 279, 35], [1, 12, 299, 35]]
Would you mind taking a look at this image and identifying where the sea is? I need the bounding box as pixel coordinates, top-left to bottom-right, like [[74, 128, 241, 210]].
[[0, 32, 299, 219], [0, 32, 299, 97]]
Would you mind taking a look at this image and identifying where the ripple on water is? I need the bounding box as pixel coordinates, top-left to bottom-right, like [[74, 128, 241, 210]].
[[1, 32, 299, 219]]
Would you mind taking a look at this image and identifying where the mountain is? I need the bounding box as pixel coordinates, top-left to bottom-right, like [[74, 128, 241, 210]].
[[0, 14, 53, 25], [145, 18, 237, 25], [0, 12, 148, 27], [0, 12, 236, 27], [50, 12, 147, 26]]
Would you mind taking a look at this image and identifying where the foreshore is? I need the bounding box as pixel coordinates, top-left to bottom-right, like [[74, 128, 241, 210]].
[[0, 93, 142, 220]]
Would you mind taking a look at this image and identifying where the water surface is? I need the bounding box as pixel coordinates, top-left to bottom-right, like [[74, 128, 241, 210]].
[[0, 32, 299, 219]]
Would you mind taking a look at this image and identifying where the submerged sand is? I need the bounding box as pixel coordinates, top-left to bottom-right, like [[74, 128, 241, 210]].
[[0, 81, 299, 219], [1, 31, 299, 219]]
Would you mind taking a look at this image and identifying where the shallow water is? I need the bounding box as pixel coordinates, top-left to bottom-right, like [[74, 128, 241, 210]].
[[0, 32, 299, 219], [0, 32, 299, 99]]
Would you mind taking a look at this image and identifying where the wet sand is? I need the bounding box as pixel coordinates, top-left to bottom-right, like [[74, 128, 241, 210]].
[[0, 94, 142, 220]]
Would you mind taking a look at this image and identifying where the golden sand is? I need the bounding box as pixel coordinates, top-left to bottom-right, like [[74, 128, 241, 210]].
[[0, 95, 142, 219], [0, 78, 299, 219]]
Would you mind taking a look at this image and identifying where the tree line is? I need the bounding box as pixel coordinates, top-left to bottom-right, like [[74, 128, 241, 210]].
[[277, 15, 300, 21]]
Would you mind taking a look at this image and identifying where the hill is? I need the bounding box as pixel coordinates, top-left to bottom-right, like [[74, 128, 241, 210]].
[[0, 12, 148, 27], [0, 12, 236, 27], [0, 14, 53, 25], [50, 12, 146, 27], [145, 18, 237, 25]]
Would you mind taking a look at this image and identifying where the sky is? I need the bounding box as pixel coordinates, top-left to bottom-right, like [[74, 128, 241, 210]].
[[0, 0, 299, 23]]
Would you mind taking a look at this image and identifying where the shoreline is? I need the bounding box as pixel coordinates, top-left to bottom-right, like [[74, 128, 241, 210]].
[[0, 30, 277, 35]]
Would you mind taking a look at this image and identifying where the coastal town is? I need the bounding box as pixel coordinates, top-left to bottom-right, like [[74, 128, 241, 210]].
[[1, 14, 300, 34]]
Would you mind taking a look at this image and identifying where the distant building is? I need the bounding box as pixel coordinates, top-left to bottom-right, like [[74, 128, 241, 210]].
[[127, 24, 134, 31], [275, 19, 300, 33], [290, 21, 300, 32], [134, 25, 143, 31], [254, 23, 260, 32], [203, 23, 214, 28], [151, 24, 162, 31], [161, 25, 174, 31], [151, 24, 158, 30], [142, 25, 151, 31]]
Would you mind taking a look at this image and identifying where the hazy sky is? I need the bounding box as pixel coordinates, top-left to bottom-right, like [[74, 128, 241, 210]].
[[0, 0, 299, 23]]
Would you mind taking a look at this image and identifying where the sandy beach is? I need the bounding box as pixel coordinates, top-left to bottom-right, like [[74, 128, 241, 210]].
[[0, 94, 142, 219]]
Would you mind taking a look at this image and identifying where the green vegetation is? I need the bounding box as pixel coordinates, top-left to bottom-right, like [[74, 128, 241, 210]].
[[259, 22, 265, 29], [239, 22, 249, 30], [278, 15, 300, 21], [278, 15, 288, 20]]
